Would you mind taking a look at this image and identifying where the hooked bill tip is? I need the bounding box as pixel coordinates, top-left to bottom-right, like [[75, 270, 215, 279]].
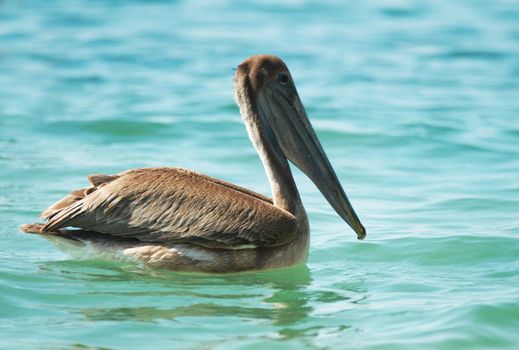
[[356, 226, 367, 240]]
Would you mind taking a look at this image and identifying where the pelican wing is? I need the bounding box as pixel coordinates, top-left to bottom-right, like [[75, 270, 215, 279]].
[[42, 167, 297, 248]]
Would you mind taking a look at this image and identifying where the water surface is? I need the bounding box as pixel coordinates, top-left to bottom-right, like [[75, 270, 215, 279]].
[[1, 0, 518, 349]]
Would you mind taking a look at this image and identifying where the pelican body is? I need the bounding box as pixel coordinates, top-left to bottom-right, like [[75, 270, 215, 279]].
[[21, 55, 365, 273]]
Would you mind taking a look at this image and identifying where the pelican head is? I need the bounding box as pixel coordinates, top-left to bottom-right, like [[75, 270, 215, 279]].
[[234, 55, 366, 240]]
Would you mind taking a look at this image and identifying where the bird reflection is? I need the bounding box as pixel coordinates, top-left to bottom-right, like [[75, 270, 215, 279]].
[[76, 264, 313, 326], [40, 260, 368, 339]]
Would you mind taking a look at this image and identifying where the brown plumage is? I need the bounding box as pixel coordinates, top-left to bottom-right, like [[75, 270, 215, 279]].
[[21, 54, 365, 272], [41, 168, 297, 248]]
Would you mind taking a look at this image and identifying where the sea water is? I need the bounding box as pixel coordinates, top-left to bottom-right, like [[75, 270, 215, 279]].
[[1, 1, 518, 349]]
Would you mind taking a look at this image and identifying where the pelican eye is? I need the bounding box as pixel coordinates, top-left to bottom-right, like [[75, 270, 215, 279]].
[[278, 72, 289, 84]]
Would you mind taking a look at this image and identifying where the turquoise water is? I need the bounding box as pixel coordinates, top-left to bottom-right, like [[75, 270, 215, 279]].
[[1, 0, 519, 348]]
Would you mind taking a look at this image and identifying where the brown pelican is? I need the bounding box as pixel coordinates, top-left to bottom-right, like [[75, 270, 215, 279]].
[[21, 54, 365, 272]]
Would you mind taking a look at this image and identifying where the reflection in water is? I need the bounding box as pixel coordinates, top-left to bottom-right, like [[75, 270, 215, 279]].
[[39, 259, 369, 340], [80, 301, 310, 325], [73, 263, 314, 325]]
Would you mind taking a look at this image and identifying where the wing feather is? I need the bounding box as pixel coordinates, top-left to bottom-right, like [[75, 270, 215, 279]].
[[42, 167, 297, 248]]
